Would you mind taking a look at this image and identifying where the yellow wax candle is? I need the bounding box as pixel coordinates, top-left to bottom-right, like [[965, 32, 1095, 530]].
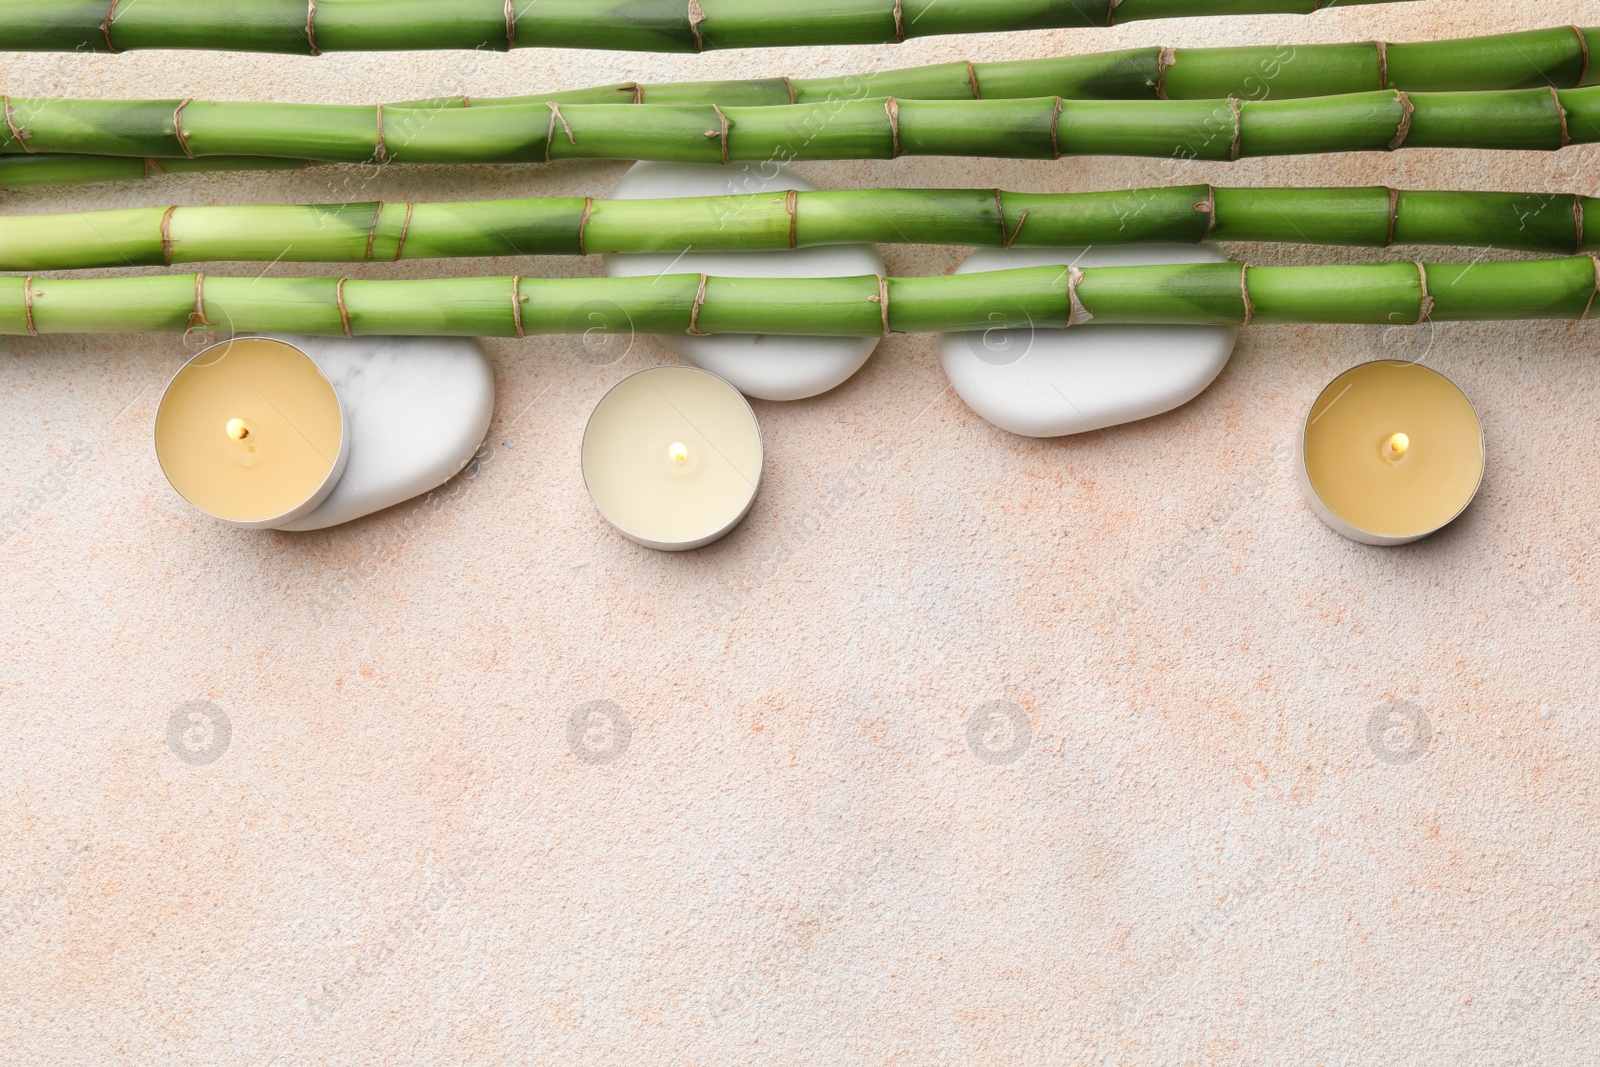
[[1298, 360, 1485, 545], [582, 367, 763, 550], [155, 337, 348, 529]]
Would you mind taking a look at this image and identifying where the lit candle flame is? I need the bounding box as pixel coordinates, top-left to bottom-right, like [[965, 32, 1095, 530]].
[[1384, 432, 1409, 460], [667, 441, 689, 465], [226, 418, 250, 441]]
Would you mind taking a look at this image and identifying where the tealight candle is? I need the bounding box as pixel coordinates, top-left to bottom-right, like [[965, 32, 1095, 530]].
[[155, 337, 349, 529], [582, 367, 762, 550], [1297, 360, 1485, 545]]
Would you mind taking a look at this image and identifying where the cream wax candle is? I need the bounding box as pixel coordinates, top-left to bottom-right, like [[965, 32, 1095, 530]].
[[582, 367, 762, 550], [155, 337, 348, 529], [1298, 360, 1485, 545]]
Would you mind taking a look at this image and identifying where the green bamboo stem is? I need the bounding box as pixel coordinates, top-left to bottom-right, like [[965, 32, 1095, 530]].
[[388, 25, 1600, 104], [7, 25, 1599, 191], [0, 0, 1412, 54], [5, 186, 1599, 272], [2, 259, 1596, 338], [6, 86, 1600, 171], [0, 154, 313, 190]]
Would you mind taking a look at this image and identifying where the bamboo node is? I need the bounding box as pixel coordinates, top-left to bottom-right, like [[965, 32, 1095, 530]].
[[2, 97, 34, 154], [1574, 26, 1592, 87], [1414, 262, 1433, 324], [877, 275, 891, 335], [1550, 87, 1572, 147], [892, 0, 905, 42], [189, 274, 215, 332], [22, 277, 38, 338], [1388, 91, 1414, 150], [512, 276, 526, 338], [160, 206, 178, 266], [1386, 187, 1399, 247], [305, 0, 319, 55], [966, 62, 981, 100], [335, 277, 353, 338], [1198, 186, 1217, 241], [1106, 0, 1124, 27], [143, 158, 167, 179], [686, 0, 707, 52], [578, 196, 595, 255], [363, 202, 384, 261], [784, 189, 798, 249], [394, 202, 414, 261], [374, 104, 389, 166], [172, 99, 196, 159], [711, 103, 730, 165], [1155, 48, 1176, 100], [101, 0, 120, 54], [885, 98, 901, 158], [503, 0, 516, 50], [1050, 98, 1064, 160], [1585, 257, 1600, 320], [1066, 266, 1093, 327], [545, 102, 576, 163], [1574, 195, 1586, 255], [1374, 41, 1388, 89], [1005, 211, 1029, 248], [687, 274, 710, 336], [1240, 264, 1254, 327], [995, 190, 1028, 248], [783, 77, 796, 105], [1228, 97, 1242, 161]]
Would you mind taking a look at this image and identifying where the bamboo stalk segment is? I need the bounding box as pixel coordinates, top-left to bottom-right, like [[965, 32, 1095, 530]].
[[0, 0, 1414, 54], [3, 186, 1597, 272], [5, 26, 1600, 190], [2, 260, 1596, 338], [5, 88, 1600, 169]]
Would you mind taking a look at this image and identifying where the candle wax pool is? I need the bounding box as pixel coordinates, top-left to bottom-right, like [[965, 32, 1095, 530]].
[[1301, 360, 1484, 542], [155, 337, 345, 526]]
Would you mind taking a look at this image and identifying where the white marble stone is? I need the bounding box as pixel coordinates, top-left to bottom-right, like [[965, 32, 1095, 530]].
[[269, 335, 495, 532], [605, 161, 884, 402], [938, 245, 1239, 438]]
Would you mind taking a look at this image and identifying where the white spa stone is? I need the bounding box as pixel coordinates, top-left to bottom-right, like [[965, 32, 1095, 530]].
[[605, 161, 884, 402], [938, 244, 1239, 438], [269, 335, 495, 532]]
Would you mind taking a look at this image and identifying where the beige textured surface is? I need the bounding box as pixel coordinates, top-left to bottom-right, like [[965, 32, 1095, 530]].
[[4, 3, 1600, 1062]]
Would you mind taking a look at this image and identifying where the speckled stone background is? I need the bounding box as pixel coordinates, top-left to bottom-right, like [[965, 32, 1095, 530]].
[[3, 3, 1599, 1063]]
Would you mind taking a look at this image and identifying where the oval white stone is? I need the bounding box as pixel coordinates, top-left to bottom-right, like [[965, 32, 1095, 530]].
[[605, 161, 883, 402], [938, 244, 1239, 438], [270, 334, 494, 532]]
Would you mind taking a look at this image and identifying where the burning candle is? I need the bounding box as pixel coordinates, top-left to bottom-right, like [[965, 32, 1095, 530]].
[[1297, 360, 1485, 545], [582, 367, 762, 550], [155, 337, 348, 528]]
